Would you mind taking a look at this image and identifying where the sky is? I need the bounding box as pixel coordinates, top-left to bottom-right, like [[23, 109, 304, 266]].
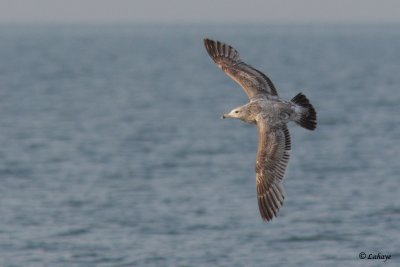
[[0, 0, 399, 24]]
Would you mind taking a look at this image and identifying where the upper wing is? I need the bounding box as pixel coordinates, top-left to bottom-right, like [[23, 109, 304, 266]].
[[255, 120, 291, 222], [204, 38, 278, 100]]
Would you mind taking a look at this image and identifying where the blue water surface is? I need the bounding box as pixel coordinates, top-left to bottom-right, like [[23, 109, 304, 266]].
[[0, 24, 399, 267]]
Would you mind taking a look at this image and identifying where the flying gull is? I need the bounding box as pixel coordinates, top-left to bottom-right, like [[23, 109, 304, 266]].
[[204, 39, 317, 222]]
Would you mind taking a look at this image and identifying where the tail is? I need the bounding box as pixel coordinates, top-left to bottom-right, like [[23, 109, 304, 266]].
[[291, 93, 317, 131]]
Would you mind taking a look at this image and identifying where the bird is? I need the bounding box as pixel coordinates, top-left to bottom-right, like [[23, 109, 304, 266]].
[[203, 38, 317, 222]]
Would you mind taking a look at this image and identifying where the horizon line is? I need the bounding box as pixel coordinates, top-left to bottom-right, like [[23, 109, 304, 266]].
[[1, 20, 400, 26]]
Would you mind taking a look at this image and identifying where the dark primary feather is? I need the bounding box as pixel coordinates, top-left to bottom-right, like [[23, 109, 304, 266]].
[[204, 38, 278, 99], [255, 121, 291, 221]]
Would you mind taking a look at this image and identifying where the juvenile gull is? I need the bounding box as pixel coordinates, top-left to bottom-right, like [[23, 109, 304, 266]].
[[204, 39, 317, 222]]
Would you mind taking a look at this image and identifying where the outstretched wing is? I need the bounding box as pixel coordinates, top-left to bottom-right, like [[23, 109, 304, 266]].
[[204, 38, 278, 99], [255, 120, 291, 222]]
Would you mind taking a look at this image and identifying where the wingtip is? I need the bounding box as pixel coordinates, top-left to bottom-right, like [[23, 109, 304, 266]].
[[203, 38, 240, 65], [203, 38, 214, 47]]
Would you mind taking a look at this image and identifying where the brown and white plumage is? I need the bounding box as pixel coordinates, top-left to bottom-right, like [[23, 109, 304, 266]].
[[204, 38, 317, 222], [204, 38, 278, 99], [256, 123, 290, 221]]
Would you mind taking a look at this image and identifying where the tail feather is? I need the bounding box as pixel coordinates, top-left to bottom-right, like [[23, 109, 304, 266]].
[[291, 93, 317, 131]]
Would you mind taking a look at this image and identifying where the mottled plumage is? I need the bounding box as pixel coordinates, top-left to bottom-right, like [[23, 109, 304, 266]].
[[204, 38, 317, 222]]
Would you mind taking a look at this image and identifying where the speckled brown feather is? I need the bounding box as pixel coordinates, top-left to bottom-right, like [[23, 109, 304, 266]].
[[255, 122, 291, 221], [204, 38, 278, 99]]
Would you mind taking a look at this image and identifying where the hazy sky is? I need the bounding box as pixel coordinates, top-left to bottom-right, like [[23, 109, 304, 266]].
[[0, 0, 399, 24]]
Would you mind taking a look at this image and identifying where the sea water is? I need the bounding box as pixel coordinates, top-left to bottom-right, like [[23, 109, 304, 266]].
[[0, 24, 399, 266]]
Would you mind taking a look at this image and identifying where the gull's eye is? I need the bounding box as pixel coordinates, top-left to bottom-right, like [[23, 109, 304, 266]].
[[235, 110, 239, 113]]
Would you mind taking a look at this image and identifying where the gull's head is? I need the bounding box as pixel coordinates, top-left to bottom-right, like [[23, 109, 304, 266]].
[[221, 104, 256, 124], [222, 108, 243, 120]]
